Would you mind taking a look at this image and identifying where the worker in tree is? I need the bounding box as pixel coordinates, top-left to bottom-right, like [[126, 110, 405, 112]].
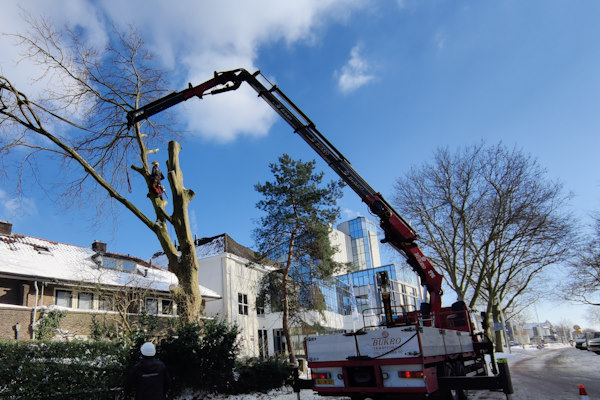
[[150, 161, 167, 202]]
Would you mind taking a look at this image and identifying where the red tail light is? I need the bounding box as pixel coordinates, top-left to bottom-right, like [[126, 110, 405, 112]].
[[312, 372, 331, 380], [399, 370, 424, 379]]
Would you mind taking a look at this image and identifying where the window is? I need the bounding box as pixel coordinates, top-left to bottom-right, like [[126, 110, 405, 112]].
[[98, 295, 113, 311], [256, 305, 265, 317], [102, 257, 136, 273], [78, 292, 93, 310], [55, 290, 72, 308], [273, 329, 286, 355], [238, 293, 248, 315], [256, 297, 265, 317], [34, 245, 51, 254], [258, 329, 269, 358], [122, 261, 136, 272], [161, 299, 173, 315], [402, 295, 409, 307], [145, 298, 159, 314]]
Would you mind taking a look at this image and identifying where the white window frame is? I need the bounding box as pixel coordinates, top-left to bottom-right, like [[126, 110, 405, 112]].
[[77, 292, 94, 310], [145, 296, 175, 315], [145, 297, 159, 315], [238, 293, 248, 315], [256, 303, 265, 318], [55, 289, 73, 308]]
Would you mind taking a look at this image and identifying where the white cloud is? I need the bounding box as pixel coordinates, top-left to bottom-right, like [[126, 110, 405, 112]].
[[0, 1, 108, 124], [335, 44, 375, 94], [100, 0, 369, 140], [342, 208, 362, 220], [0, 0, 370, 142], [0, 190, 38, 221]]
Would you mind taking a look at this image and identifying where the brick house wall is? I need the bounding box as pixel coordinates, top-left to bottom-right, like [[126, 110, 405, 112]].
[[0, 277, 177, 340], [0, 306, 33, 339]]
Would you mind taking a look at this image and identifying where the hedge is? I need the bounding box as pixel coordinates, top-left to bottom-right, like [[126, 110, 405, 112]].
[[0, 340, 127, 399], [0, 319, 293, 398]]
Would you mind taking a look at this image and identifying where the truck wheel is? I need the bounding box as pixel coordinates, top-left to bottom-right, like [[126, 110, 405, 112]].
[[450, 389, 467, 400], [432, 389, 467, 400]]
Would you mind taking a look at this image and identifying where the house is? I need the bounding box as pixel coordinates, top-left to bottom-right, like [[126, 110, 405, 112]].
[[151, 233, 291, 359], [150, 216, 423, 363], [0, 221, 220, 340], [522, 321, 556, 343]]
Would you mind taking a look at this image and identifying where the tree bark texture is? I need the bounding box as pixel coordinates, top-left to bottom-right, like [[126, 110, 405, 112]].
[[163, 141, 203, 322]]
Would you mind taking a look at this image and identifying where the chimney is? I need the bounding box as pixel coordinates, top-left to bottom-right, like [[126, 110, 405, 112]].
[[0, 221, 12, 235], [92, 240, 107, 253]]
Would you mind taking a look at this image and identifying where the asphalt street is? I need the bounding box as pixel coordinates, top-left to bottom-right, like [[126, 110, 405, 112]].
[[469, 345, 597, 400]]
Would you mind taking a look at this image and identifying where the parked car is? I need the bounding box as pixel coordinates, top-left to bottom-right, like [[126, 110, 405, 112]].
[[586, 332, 600, 354], [574, 336, 587, 350]]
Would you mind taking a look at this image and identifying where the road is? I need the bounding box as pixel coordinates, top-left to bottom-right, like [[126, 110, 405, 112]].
[[470, 345, 598, 400]]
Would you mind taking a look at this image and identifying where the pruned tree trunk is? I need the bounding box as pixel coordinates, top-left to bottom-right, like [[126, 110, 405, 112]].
[[163, 141, 203, 322]]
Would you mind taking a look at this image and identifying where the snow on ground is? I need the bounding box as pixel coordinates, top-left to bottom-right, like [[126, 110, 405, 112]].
[[469, 343, 591, 400], [174, 387, 347, 400], [174, 344, 580, 400]]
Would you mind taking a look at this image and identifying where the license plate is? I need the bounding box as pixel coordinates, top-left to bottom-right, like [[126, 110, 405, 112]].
[[315, 379, 335, 385]]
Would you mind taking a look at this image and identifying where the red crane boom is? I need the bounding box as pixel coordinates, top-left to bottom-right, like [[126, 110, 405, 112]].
[[127, 68, 444, 317]]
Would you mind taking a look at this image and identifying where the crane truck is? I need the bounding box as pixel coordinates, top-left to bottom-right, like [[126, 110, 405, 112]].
[[127, 68, 514, 400]]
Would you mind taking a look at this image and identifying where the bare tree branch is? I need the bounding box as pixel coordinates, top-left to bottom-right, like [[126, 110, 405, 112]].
[[394, 142, 574, 348]]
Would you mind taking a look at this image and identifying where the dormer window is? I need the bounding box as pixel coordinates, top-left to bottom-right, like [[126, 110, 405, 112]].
[[102, 257, 137, 273], [122, 261, 136, 272], [34, 245, 51, 255]]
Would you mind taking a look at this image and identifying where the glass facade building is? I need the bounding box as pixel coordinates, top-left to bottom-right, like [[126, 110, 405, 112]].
[[336, 217, 381, 270], [283, 216, 423, 326], [336, 264, 421, 315], [315, 263, 422, 318]]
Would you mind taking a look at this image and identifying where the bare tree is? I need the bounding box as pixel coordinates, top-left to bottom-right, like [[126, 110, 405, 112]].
[[586, 307, 600, 327], [394, 143, 574, 347], [562, 214, 600, 306], [0, 15, 203, 321]]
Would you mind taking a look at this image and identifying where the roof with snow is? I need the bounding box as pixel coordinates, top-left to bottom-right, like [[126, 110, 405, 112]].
[[0, 233, 220, 299], [150, 233, 279, 269]]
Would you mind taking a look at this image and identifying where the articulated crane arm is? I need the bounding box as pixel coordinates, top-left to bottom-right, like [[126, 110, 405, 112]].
[[127, 68, 444, 317]]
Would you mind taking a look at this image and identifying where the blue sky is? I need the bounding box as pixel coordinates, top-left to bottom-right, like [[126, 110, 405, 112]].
[[1, 0, 599, 327]]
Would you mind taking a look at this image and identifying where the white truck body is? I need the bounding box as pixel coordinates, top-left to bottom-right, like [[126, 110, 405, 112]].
[[305, 324, 486, 399], [306, 326, 475, 362]]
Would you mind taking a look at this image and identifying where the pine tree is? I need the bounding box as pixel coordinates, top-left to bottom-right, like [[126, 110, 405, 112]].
[[253, 154, 344, 364]]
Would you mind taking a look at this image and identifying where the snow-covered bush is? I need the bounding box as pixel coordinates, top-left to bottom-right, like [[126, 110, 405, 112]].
[[0, 340, 126, 399], [232, 356, 293, 394], [33, 308, 66, 341], [159, 319, 240, 395]]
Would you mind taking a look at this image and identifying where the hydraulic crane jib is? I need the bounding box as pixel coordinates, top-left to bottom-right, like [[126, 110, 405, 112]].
[[127, 69, 513, 399]]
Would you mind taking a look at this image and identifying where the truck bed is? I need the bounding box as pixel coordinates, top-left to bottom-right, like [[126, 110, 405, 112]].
[[306, 325, 474, 362]]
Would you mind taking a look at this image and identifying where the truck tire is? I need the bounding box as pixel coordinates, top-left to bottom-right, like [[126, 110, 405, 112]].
[[431, 389, 467, 400]]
